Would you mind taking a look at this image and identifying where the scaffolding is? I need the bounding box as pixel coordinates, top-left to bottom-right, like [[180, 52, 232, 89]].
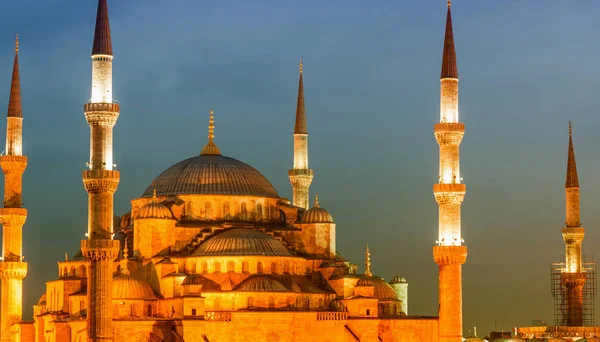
[[551, 259, 597, 326]]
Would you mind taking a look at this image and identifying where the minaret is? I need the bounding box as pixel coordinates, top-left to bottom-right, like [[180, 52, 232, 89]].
[[80, 0, 121, 341], [561, 122, 586, 326], [0, 34, 28, 342], [289, 58, 313, 209], [432, 2, 467, 341]]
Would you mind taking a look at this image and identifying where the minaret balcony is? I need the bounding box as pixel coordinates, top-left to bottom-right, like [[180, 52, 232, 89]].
[[562, 227, 585, 243], [0, 155, 27, 174], [0, 261, 27, 280], [0, 207, 27, 226], [433, 245, 467, 266], [81, 239, 120, 261], [434, 123, 464, 145], [288, 169, 314, 177], [84, 103, 120, 126], [433, 184, 466, 205], [82, 170, 120, 194]]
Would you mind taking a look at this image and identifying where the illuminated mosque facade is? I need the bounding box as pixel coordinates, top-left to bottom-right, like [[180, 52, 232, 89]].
[[0, 0, 470, 341]]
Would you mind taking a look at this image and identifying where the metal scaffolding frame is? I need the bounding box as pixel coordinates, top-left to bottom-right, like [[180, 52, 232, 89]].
[[551, 259, 597, 327]]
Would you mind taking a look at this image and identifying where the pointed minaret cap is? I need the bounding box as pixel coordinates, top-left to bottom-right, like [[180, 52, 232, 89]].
[[294, 57, 307, 134], [201, 109, 222, 155], [441, 0, 458, 79], [8, 33, 22, 118], [566, 121, 579, 188], [365, 244, 372, 276], [92, 0, 113, 56]]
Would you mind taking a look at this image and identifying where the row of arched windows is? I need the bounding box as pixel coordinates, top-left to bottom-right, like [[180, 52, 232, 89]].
[[182, 201, 278, 222], [246, 296, 326, 309], [60, 265, 87, 278], [185, 260, 303, 275]]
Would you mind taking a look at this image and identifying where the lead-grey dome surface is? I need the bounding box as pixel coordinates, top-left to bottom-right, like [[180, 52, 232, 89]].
[[193, 228, 292, 257], [143, 155, 280, 198]]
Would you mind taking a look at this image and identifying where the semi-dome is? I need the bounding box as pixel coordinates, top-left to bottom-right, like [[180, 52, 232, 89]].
[[235, 276, 289, 292], [356, 275, 399, 300], [193, 228, 292, 257], [137, 190, 174, 220], [113, 274, 157, 300], [142, 154, 280, 198], [302, 195, 333, 223]]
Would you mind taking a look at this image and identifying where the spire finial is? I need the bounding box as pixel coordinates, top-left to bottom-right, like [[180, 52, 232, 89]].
[[201, 109, 222, 155], [299, 57, 303, 74], [120, 238, 130, 275], [569, 120, 572, 137], [365, 244, 372, 276], [152, 189, 157, 202], [15, 32, 18, 53], [314, 194, 320, 208], [447, 0, 451, 7]]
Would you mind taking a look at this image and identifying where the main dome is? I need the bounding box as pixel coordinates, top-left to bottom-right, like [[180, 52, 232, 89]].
[[142, 154, 280, 198]]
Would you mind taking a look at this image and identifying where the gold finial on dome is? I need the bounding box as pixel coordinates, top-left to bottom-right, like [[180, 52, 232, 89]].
[[365, 244, 372, 276], [314, 194, 319, 208], [120, 238, 130, 275], [152, 189, 157, 202], [201, 109, 222, 155]]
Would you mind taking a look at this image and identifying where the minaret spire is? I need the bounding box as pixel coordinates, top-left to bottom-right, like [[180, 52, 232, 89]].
[[8, 33, 22, 119], [289, 58, 313, 209], [566, 121, 579, 188], [0, 34, 28, 341], [92, 0, 113, 56], [200, 109, 221, 155], [433, 1, 467, 341]]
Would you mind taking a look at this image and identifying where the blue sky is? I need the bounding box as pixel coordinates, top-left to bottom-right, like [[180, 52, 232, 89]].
[[1, 0, 600, 336]]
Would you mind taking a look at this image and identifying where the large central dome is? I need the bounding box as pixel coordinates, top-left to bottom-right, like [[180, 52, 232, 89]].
[[143, 155, 280, 198]]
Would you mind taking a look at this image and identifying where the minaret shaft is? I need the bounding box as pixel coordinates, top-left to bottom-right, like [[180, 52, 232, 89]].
[[0, 35, 27, 342], [289, 60, 313, 209], [561, 125, 585, 326], [433, 3, 466, 342], [81, 1, 120, 341]]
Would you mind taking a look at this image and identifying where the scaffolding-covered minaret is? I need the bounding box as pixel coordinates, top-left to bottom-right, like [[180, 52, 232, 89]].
[[0, 34, 28, 342], [432, 1, 467, 341], [561, 122, 586, 326], [289, 58, 313, 209], [80, 0, 121, 340]]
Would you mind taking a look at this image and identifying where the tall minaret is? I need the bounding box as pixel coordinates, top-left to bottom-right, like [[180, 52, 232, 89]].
[[432, 2, 467, 342], [80, 0, 121, 341], [0, 34, 28, 342], [562, 122, 586, 326], [288, 58, 313, 209]]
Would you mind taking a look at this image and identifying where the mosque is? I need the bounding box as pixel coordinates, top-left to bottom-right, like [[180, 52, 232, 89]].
[[0, 0, 469, 341]]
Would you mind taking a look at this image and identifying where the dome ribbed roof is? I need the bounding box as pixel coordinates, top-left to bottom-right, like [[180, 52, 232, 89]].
[[137, 192, 174, 220], [113, 274, 157, 300], [302, 195, 333, 223], [356, 275, 399, 300], [235, 276, 289, 292], [193, 228, 292, 257], [142, 155, 279, 198], [181, 274, 222, 292]]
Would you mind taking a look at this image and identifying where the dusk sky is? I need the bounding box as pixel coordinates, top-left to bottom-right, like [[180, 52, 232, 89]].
[[1, 0, 600, 336]]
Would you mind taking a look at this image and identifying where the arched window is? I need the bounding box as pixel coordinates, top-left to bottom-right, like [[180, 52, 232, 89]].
[[242, 262, 249, 273], [257, 262, 263, 274], [147, 304, 153, 317], [304, 297, 310, 309], [295, 297, 301, 308], [248, 297, 255, 308], [240, 202, 248, 220], [393, 304, 398, 315], [205, 201, 213, 220], [186, 202, 194, 219], [271, 263, 277, 274], [293, 262, 297, 274], [70, 266, 75, 277], [223, 202, 230, 219], [189, 262, 196, 274], [201, 261, 207, 273], [269, 297, 275, 309], [284, 262, 289, 274], [256, 203, 263, 221], [214, 261, 221, 273], [319, 298, 323, 308], [227, 261, 235, 273]]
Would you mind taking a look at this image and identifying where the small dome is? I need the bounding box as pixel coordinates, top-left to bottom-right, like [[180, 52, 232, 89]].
[[356, 275, 399, 300], [113, 274, 157, 300], [193, 228, 292, 257], [302, 195, 333, 223], [137, 190, 174, 220], [235, 276, 289, 292], [182, 274, 221, 292], [390, 275, 407, 284]]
